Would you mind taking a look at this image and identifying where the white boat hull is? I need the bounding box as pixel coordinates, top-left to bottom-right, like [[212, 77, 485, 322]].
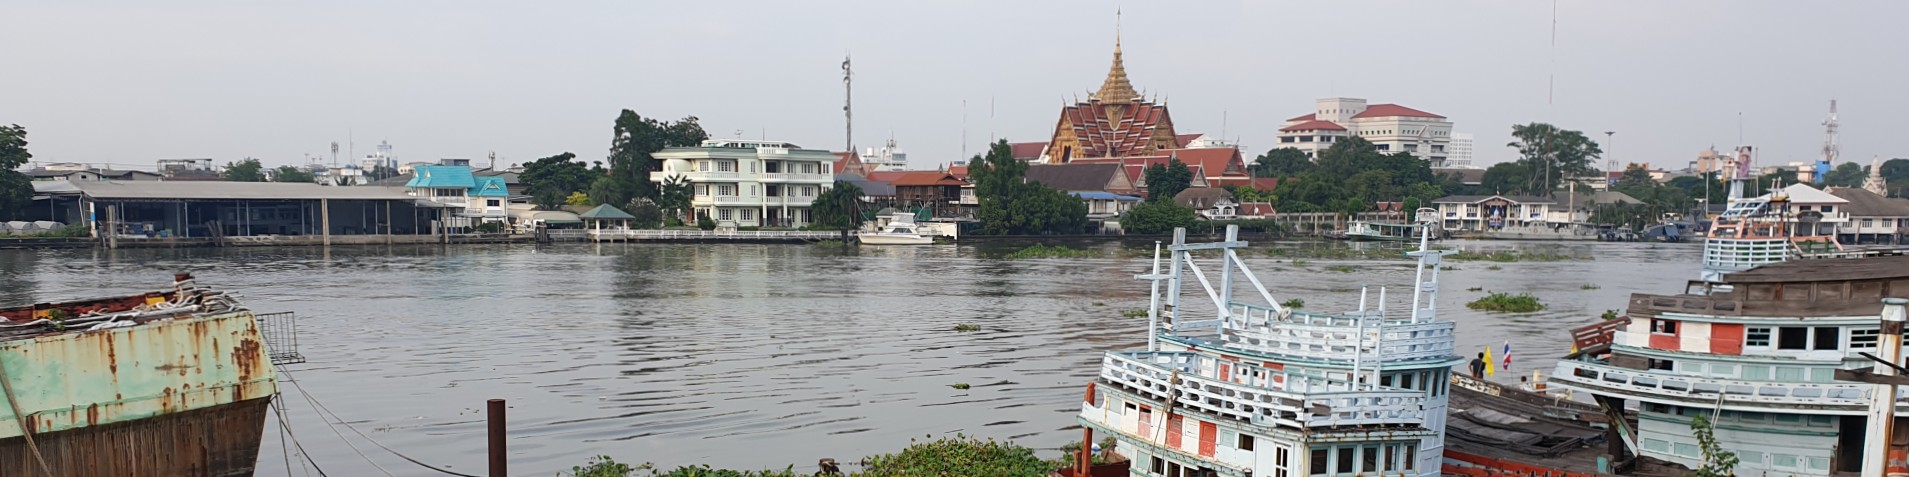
[[858, 234, 934, 246]]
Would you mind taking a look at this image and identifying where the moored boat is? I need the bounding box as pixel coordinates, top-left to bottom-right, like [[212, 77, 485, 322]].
[[858, 213, 935, 246], [1071, 212, 1462, 477], [1340, 220, 1425, 242], [0, 274, 280, 477]]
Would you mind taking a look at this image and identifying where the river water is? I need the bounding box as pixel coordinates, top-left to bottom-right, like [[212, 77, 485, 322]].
[[0, 239, 1699, 475]]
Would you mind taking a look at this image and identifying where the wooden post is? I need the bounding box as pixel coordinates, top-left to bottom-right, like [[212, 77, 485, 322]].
[[385, 201, 392, 245], [1078, 382, 1096, 476], [320, 199, 331, 247], [105, 204, 118, 249], [488, 399, 506, 477]]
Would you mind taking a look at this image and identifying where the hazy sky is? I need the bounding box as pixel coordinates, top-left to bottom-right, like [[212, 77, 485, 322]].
[[5, 1, 1906, 172]]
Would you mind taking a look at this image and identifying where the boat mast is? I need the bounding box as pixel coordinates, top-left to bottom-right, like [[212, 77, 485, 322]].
[[1408, 208, 1445, 323]]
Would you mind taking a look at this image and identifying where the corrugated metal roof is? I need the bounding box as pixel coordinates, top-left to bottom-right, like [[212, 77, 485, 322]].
[[33, 180, 418, 200], [579, 204, 636, 219], [472, 177, 509, 197], [406, 165, 476, 189]]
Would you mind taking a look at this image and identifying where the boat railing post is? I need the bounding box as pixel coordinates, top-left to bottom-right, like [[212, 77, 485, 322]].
[[488, 398, 507, 477]]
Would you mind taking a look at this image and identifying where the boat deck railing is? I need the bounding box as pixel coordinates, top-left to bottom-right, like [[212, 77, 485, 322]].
[[1218, 303, 1456, 363], [1550, 360, 1909, 411], [1101, 351, 1428, 429]]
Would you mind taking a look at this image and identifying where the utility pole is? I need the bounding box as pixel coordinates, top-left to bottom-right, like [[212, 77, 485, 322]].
[[1604, 131, 1616, 174], [1837, 298, 1909, 477]]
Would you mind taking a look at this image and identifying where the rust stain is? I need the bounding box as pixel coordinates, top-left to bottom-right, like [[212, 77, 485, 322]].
[[232, 338, 264, 384], [85, 403, 101, 426], [104, 331, 118, 374]]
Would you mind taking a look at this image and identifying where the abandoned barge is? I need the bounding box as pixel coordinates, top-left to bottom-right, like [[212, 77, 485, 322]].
[[0, 273, 282, 476]]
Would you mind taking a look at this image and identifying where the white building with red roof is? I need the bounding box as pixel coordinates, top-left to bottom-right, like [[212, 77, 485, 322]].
[[1276, 97, 1455, 166]]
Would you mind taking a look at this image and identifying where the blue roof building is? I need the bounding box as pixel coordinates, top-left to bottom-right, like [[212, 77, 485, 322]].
[[406, 165, 509, 229]]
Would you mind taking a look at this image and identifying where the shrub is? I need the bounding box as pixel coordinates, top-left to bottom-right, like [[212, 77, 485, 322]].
[[1122, 201, 1198, 234], [1466, 292, 1546, 313], [1280, 298, 1305, 309], [858, 434, 1056, 477], [696, 212, 716, 231], [473, 221, 506, 234]]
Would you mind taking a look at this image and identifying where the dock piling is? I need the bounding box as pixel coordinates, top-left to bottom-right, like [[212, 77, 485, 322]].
[[488, 398, 506, 477]]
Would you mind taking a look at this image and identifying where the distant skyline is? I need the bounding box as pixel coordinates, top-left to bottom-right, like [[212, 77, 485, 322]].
[[4, 1, 1906, 172]]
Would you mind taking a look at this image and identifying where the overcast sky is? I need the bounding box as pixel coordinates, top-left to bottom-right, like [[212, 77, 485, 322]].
[[4, 1, 1905, 172]]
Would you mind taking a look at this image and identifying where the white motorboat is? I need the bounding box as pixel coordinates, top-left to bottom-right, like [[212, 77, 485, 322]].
[[858, 213, 934, 246]]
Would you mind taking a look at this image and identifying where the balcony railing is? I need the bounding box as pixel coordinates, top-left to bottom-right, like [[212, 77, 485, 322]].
[[1101, 351, 1427, 429], [1218, 304, 1457, 363], [1550, 360, 1909, 412]]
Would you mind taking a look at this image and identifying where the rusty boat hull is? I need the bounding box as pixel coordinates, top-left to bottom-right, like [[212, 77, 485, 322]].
[[0, 275, 278, 476]]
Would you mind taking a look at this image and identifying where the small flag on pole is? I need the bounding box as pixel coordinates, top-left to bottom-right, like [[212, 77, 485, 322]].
[[1502, 341, 1513, 371], [1482, 346, 1496, 377]]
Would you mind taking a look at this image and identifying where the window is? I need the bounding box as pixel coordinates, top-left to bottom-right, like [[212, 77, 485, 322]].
[[1651, 319, 1678, 335], [1384, 446, 1396, 472], [1739, 450, 1764, 466], [766, 184, 781, 197], [486, 199, 500, 207], [699, 161, 710, 172], [801, 163, 816, 174], [765, 161, 781, 173], [1778, 327, 1809, 350], [1673, 442, 1699, 458], [1361, 447, 1379, 473], [1813, 326, 1840, 350], [1648, 358, 1674, 371], [1310, 449, 1328, 476], [717, 161, 736, 172], [1239, 434, 1255, 451], [717, 184, 737, 196], [1642, 438, 1670, 453], [718, 209, 733, 221], [695, 184, 709, 196], [1773, 454, 1799, 468], [1336, 446, 1355, 474], [748, 161, 756, 173], [1745, 327, 1772, 347], [1399, 372, 1416, 390], [749, 185, 757, 196], [1822, 205, 1834, 213], [1277, 447, 1290, 477], [1853, 328, 1881, 349], [1402, 445, 1414, 470], [740, 209, 755, 221]]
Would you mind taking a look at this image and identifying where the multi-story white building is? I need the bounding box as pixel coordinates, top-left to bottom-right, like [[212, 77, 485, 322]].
[[856, 138, 908, 171], [653, 139, 835, 227], [1277, 98, 1454, 166], [1446, 133, 1474, 168]]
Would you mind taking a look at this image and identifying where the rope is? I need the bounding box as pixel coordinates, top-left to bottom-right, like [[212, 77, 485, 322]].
[[283, 369, 396, 477], [271, 396, 327, 477], [279, 367, 481, 477], [0, 356, 57, 477]]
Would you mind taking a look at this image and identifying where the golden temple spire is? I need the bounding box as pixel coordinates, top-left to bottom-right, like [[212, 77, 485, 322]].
[[1092, 8, 1139, 104]]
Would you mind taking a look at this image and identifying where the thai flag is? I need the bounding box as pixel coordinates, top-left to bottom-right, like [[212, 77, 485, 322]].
[[1501, 341, 1512, 371]]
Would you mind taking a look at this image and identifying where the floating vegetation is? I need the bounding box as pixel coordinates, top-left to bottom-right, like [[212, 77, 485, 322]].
[[1447, 250, 1589, 262], [1325, 265, 1359, 273], [1092, 302, 1106, 307], [1581, 283, 1601, 290], [1290, 259, 1311, 267], [1602, 309, 1621, 320], [859, 434, 1056, 477], [949, 383, 971, 390], [1466, 287, 1484, 292], [1003, 245, 1100, 259], [1440, 265, 1459, 271], [1280, 298, 1305, 309], [951, 324, 981, 332], [1466, 292, 1546, 313], [1261, 246, 1403, 260], [1487, 265, 1503, 271], [1120, 309, 1148, 318]]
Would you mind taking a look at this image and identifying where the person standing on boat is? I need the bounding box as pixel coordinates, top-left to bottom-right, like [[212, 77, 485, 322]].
[[1468, 352, 1486, 379]]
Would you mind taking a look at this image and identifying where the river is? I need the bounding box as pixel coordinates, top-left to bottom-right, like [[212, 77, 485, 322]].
[[0, 239, 1700, 475]]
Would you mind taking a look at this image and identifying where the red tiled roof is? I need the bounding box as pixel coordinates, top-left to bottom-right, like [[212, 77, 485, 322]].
[[833, 152, 866, 177], [1075, 148, 1252, 186], [1351, 104, 1444, 119], [1008, 142, 1046, 160], [1287, 113, 1317, 121], [1278, 120, 1347, 132], [1175, 133, 1202, 147], [1249, 177, 1279, 191], [1058, 100, 1176, 159], [1239, 202, 1276, 217], [947, 164, 969, 180], [869, 171, 965, 187]]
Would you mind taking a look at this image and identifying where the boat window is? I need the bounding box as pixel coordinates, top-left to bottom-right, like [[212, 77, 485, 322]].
[[1310, 449, 1328, 476], [1791, 388, 1822, 398], [1778, 327, 1809, 350], [1402, 445, 1415, 470], [1745, 327, 1772, 347], [1813, 327, 1840, 350], [1651, 319, 1678, 335], [1336, 446, 1355, 474], [1361, 447, 1379, 473], [1693, 382, 1722, 393], [1647, 358, 1674, 371], [1238, 434, 1255, 451]]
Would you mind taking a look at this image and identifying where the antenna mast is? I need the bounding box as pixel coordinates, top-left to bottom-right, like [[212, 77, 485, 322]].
[[1822, 99, 1840, 167], [842, 55, 853, 152]]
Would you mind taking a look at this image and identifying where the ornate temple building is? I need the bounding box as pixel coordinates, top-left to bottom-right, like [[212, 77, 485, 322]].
[[1040, 36, 1181, 164]]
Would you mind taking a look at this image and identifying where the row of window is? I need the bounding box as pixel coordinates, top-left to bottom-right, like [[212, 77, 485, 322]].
[[693, 160, 831, 175], [690, 184, 822, 197], [1308, 443, 1416, 476], [703, 208, 810, 223], [1641, 356, 1837, 383], [1651, 321, 1879, 352], [1640, 437, 1828, 472]]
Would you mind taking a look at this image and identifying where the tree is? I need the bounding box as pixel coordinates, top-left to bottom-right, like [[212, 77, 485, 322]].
[[0, 125, 34, 220], [564, 192, 593, 206], [271, 165, 314, 183], [695, 211, 716, 230], [811, 181, 865, 231], [1620, 163, 1653, 186], [1144, 159, 1194, 203], [1480, 161, 1530, 195], [626, 199, 663, 229], [1250, 147, 1312, 178], [656, 175, 693, 222], [1823, 161, 1865, 187], [969, 140, 1089, 235], [1688, 415, 1738, 477], [223, 158, 267, 182], [598, 110, 707, 208], [1271, 136, 1447, 214], [1122, 201, 1198, 234], [1507, 123, 1602, 196], [521, 152, 596, 205]]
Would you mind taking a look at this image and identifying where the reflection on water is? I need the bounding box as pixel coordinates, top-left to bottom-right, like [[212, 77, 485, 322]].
[[0, 239, 1699, 475]]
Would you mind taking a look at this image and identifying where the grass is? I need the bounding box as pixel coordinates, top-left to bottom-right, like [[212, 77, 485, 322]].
[[1280, 298, 1305, 309], [1003, 245, 1100, 259], [951, 324, 981, 332], [1580, 283, 1601, 290], [1602, 309, 1621, 320], [1325, 265, 1359, 273], [1466, 292, 1547, 313], [1446, 250, 1589, 262], [1120, 309, 1148, 318]]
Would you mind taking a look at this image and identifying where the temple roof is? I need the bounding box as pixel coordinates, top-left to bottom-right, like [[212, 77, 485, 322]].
[[1061, 100, 1172, 159], [1091, 35, 1140, 104]]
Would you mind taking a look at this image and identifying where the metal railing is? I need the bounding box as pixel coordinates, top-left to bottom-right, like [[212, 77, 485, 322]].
[[1220, 303, 1457, 363], [255, 311, 305, 365], [1101, 351, 1427, 429], [1549, 360, 1909, 410]]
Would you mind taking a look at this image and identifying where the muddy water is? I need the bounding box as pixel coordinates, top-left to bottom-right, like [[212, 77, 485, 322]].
[[0, 239, 1698, 475]]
